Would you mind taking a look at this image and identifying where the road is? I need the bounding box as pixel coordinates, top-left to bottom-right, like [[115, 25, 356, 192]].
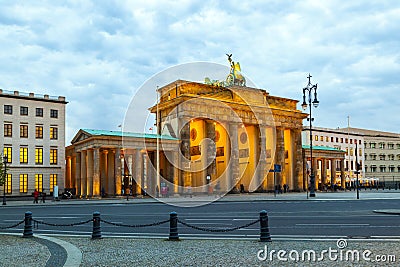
[[0, 199, 399, 239]]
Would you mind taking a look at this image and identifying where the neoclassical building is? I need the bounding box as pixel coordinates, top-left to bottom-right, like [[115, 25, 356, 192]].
[[66, 78, 308, 197]]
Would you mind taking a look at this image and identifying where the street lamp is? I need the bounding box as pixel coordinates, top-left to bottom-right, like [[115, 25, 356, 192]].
[[302, 74, 319, 198], [3, 156, 7, 205]]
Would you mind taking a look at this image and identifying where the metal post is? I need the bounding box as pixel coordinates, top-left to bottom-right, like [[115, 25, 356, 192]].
[[259, 210, 271, 242], [23, 211, 33, 238], [169, 211, 179, 241], [92, 211, 102, 239]]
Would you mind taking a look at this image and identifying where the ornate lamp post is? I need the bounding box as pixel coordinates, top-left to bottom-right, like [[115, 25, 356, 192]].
[[302, 74, 319, 198], [2, 156, 7, 205]]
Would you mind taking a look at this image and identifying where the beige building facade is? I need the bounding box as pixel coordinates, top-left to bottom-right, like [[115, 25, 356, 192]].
[[1, 89, 67, 196]]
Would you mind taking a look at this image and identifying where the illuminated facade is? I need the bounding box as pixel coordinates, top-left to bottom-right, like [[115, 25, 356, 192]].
[[1, 89, 67, 196]]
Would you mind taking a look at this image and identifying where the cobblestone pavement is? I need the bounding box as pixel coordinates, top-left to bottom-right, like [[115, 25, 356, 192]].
[[1, 235, 399, 267]]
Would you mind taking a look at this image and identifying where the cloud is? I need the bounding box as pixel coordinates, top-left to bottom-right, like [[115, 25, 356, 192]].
[[0, 0, 399, 143]]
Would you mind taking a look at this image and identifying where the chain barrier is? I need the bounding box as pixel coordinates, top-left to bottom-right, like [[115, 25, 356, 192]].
[[100, 218, 170, 228], [177, 218, 260, 233], [32, 218, 93, 228], [0, 220, 25, 229]]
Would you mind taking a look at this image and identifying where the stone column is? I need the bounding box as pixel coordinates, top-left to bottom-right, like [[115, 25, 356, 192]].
[[65, 156, 71, 188], [93, 148, 101, 196], [75, 152, 81, 196], [135, 149, 143, 195], [293, 129, 303, 191], [180, 120, 191, 187], [87, 149, 94, 197], [275, 127, 285, 187], [313, 158, 318, 190], [80, 150, 87, 197], [71, 154, 76, 189], [115, 149, 122, 195], [340, 159, 346, 189], [266, 126, 275, 190], [101, 150, 108, 194], [321, 159, 327, 186], [228, 122, 240, 190], [172, 151, 179, 194], [107, 150, 115, 195], [256, 125, 267, 191], [330, 159, 336, 187], [206, 121, 216, 178]]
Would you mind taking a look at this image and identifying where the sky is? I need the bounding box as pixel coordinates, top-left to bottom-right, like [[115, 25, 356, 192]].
[[0, 0, 399, 144]]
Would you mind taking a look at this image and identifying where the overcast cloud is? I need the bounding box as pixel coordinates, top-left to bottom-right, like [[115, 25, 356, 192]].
[[1, 0, 399, 143]]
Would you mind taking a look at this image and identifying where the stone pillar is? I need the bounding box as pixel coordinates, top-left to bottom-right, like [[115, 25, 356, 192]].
[[265, 126, 275, 190], [135, 149, 143, 195], [75, 152, 81, 196], [275, 127, 285, 187], [205, 121, 216, 179], [80, 150, 87, 197], [256, 125, 267, 191], [229, 122, 240, 190], [107, 150, 115, 195], [65, 156, 71, 188], [340, 159, 346, 189], [180, 120, 191, 187], [330, 159, 336, 187], [172, 151, 179, 194], [71, 154, 76, 189], [313, 158, 318, 190], [93, 148, 101, 196], [101, 150, 108, 194], [293, 129, 303, 191], [87, 149, 94, 197], [321, 159, 327, 186], [115, 149, 122, 195]]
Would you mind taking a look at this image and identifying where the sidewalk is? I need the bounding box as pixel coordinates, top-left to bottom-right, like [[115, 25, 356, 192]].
[[2, 189, 400, 207]]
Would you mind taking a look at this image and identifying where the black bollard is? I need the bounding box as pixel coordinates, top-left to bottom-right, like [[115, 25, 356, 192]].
[[259, 210, 271, 242], [169, 211, 179, 241], [23, 211, 33, 238], [92, 211, 102, 239]]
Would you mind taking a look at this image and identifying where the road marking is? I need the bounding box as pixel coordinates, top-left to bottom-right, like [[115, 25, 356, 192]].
[[295, 223, 369, 226]]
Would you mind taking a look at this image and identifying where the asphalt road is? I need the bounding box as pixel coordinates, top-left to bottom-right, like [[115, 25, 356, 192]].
[[0, 199, 399, 239]]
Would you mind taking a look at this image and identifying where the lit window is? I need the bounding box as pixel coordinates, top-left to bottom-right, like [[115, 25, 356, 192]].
[[50, 127, 58, 140], [315, 136, 318, 141], [19, 174, 28, 193], [20, 147, 28, 163], [20, 106, 28, 115], [326, 136, 329, 142], [50, 149, 58, 164], [35, 174, 43, 192], [35, 148, 43, 164], [20, 125, 28, 138], [50, 174, 57, 192], [5, 174, 12, 194], [4, 124, 12, 137], [50, 109, 58, 118], [4, 105, 12, 114], [36, 126, 43, 139], [3, 147, 12, 163]]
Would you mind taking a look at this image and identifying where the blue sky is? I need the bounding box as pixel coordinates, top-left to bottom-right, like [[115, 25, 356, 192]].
[[1, 1, 399, 143]]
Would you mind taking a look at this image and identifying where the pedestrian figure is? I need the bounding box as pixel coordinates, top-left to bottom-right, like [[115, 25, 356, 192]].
[[101, 187, 106, 198], [33, 189, 39, 204], [278, 184, 282, 194], [41, 190, 46, 203], [240, 184, 245, 193], [283, 184, 287, 193]]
